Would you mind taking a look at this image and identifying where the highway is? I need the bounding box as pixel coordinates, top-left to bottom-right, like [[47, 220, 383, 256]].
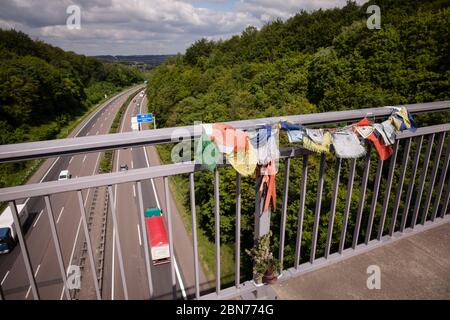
[[102, 93, 185, 300], [102, 91, 209, 300], [0, 86, 209, 300], [0, 87, 140, 299]]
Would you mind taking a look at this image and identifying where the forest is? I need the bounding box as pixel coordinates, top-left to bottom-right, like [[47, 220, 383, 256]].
[[146, 0, 450, 284], [0, 29, 143, 188]]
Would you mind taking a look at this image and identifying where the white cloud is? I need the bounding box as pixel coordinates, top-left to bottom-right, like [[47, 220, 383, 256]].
[[0, 0, 368, 55]]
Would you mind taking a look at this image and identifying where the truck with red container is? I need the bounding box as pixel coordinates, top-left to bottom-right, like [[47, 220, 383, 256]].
[[144, 207, 170, 265]]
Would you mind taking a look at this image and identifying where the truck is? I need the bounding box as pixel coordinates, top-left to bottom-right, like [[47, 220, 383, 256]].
[[144, 207, 170, 265], [0, 204, 29, 254]]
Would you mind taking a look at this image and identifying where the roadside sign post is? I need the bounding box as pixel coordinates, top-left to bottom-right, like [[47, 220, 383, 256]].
[[131, 116, 139, 131]]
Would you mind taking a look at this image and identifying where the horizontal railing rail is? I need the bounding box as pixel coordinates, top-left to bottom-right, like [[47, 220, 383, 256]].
[[1, 101, 449, 301], [0, 101, 449, 163]]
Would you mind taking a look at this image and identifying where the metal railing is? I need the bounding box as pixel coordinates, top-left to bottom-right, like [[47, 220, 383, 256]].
[[0, 101, 449, 300]]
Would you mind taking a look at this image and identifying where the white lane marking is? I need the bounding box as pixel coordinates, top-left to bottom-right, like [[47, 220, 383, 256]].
[[112, 227, 116, 300], [131, 160, 134, 169], [56, 206, 65, 224], [173, 257, 187, 300], [25, 264, 40, 299], [143, 146, 161, 208], [1, 270, 10, 285], [137, 224, 142, 246], [59, 217, 82, 300], [69, 157, 73, 164], [133, 184, 136, 198], [111, 91, 137, 300], [33, 209, 44, 228], [60, 153, 100, 300], [96, 131, 99, 135], [82, 155, 87, 163]]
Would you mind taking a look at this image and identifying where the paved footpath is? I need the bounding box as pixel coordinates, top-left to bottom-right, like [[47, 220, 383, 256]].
[[273, 221, 450, 299]]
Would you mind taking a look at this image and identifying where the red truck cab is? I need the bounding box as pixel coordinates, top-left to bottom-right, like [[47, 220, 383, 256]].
[[144, 207, 171, 265]]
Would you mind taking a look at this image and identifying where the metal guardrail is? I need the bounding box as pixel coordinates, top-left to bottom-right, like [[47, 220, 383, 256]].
[[0, 101, 449, 300], [0, 101, 449, 163]]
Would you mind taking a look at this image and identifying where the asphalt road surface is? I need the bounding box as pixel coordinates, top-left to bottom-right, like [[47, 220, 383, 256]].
[[102, 93, 186, 300], [0, 87, 140, 299]]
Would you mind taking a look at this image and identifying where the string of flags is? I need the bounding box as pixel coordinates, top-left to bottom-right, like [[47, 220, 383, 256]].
[[196, 107, 417, 214]]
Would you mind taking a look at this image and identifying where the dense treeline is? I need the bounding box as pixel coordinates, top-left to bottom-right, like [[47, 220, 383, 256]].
[[0, 29, 143, 144], [0, 29, 143, 188], [147, 0, 450, 282]]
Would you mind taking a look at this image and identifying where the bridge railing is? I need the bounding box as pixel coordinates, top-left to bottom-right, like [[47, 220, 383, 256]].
[[0, 101, 449, 300]]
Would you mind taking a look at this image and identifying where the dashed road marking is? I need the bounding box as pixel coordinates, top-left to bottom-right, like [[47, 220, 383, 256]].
[[25, 264, 40, 299], [137, 224, 142, 246], [1, 270, 10, 285], [56, 206, 65, 224], [33, 209, 44, 228]]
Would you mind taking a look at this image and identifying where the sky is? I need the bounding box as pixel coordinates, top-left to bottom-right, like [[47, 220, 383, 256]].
[[0, 0, 368, 56]]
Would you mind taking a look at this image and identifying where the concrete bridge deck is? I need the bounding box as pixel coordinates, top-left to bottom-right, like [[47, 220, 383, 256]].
[[272, 221, 450, 299]]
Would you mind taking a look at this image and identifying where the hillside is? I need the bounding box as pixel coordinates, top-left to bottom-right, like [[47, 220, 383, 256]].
[[94, 55, 173, 70], [0, 29, 144, 188], [146, 0, 450, 282]]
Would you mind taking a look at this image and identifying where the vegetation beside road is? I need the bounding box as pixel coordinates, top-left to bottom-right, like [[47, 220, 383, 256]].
[[0, 29, 144, 189], [148, 0, 450, 284]]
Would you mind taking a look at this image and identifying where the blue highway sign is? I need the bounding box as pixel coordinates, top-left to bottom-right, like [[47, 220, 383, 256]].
[[137, 113, 153, 123]]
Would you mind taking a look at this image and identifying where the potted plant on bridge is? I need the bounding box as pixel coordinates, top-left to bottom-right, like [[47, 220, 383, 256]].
[[246, 231, 281, 285]]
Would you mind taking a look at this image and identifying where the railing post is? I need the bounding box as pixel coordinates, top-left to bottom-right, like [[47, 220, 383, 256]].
[[311, 153, 326, 263], [235, 172, 241, 289], [400, 136, 423, 231], [325, 158, 341, 258], [135, 182, 154, 299], [294, 155, 308, 269], [189, 174, 201, 298], [9, 201, 39, 300], [44, 196, 71, 300], [107, 185, 129, 300], [279, 158, 290, 271], [432, 138, 450, 220], [353, 146, 371, 249], [254, 174, 271, 241], [377, 140, 399, 240], [213, 169, 221, 295], [389, 138, 411, 236], [366, 159, 384, 243], [76, 190, 102, 300], [163, 177, 177, 299], [339, 159, 356, 254], [411, 134, 435, 228], [422, 132, 446, 224], [442, 182, 450, 218]]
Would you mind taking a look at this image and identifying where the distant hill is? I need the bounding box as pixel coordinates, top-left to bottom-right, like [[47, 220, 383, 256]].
[[94, 55, 173, 70]]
